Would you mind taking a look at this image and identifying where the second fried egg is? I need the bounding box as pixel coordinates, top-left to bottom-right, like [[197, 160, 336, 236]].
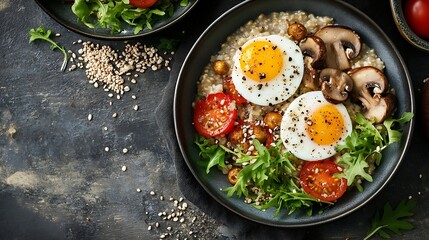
[[231, 35, 304, 106], [280, 91, 353, 161]]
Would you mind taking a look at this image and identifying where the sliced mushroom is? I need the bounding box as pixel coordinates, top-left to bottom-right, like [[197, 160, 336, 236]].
[[320, 68, 353, 104], [299, 36, 326, 69], [299, 36, 327, 90], [314, 26, 362, 70], [348, 66, 396, 123]]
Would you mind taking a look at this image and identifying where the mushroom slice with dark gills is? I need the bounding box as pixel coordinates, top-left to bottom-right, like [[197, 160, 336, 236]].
[[320, 68, 353, 104], [314, 26, 362, 71], [299, 36, 327, 90], [348, 66, 396, 123]]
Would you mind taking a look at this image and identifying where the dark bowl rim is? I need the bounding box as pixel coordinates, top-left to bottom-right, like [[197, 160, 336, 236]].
[[174, 0, 415, 227], [34, 0, 199, 40]]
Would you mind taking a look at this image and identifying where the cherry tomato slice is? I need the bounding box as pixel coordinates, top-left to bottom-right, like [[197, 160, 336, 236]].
[[129, 0, 158, 8], [194, 93, 237, 137], [224, 77, 248, 104], [299, 160, 347, 202], [405, 0, 429, 38]]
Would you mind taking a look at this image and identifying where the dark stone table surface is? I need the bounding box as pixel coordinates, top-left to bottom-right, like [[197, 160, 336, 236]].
[[0, 0, 428, 239]]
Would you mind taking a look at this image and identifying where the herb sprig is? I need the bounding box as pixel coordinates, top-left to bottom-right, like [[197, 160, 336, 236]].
[[29, 26, 68, 71], [364, 200, 416, 239]]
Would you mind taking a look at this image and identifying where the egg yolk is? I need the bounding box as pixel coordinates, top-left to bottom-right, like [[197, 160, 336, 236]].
[[239, 40, 283, 82], [305, 104, 345, 145]]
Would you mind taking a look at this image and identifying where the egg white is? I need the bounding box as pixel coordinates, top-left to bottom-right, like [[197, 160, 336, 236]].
[[231, 35, 304, 106], [280, 91, 353, 161]]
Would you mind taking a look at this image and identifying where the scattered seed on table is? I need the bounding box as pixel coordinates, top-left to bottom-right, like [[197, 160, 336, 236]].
[[150, 191, 156, 196], [131, 95, 137, 99], [147, 226, 152, 231], [55, 33, 61, 37], [133, 105, 139, 111], [136, 188, 141, 192], [112, 113, 118, 118], [88, 114, 93, 121], [103, 127, 108, 131], [104, 147, 110, 152], [122, 148, 128, 154], [160, 195, 164, 201], [121, 166, 127, 172]]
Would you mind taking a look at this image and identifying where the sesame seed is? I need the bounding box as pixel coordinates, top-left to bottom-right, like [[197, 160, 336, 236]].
[[147, 226, 152, 231], [104, 147, 110, 152], [87, 114, 93, 121], [122, 148, 128, 154], [131, 95, 137, 99], [150, 191, 156, 196], [55, 33, 61, 37], [121, 166, 127, 172], [136, 188, 141, 192], [133, 105, 139, 111], [112, 113, 118, 118]]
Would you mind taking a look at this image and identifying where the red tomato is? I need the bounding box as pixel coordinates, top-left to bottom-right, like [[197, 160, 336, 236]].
[[299, 160, 347, 202], [194, 93, 237, 137], [405, 0, 429, 38], [224, 77, 248, 104], [129, 0, 158, 8]]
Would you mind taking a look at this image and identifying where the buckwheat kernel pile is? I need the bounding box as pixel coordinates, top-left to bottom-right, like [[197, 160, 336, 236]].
[[68, 40, 172, 98]]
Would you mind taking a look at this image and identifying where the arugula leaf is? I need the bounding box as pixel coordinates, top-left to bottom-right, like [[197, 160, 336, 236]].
[[221, 140, 320, 216], [383, 112, 414, 145], [195, 137, 226, 174], [336, 112, 413, 190], [364, 200, 416, 239], [29, 26, 68, 71]]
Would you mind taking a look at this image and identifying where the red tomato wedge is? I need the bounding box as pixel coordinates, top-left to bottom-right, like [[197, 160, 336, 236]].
[[193, 93, 237, 137], [300, 160, 347, 202], [129, 0, 158, 8], [224, 77, 248, 104]]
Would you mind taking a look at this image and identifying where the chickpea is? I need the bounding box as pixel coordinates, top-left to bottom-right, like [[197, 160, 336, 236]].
[[227, 168, 241, 185], [287, 23, 307, 41], [228, 127, 244, 145], [264, 112, 282, 129], [252, 125, 267, 143], [212, 60, 229, 75]]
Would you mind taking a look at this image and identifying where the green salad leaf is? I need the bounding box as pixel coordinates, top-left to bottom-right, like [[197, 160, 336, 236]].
[[364, 200, 416, 239], [195, 138, 321, 216], [29, 26, 68, 71], [71, 0, 188, 34], [335, 112, 413, 190]]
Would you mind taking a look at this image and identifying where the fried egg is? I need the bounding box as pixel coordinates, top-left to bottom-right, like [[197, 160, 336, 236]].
[[231, 35, 304, 106], [280, 91, 353, 161]]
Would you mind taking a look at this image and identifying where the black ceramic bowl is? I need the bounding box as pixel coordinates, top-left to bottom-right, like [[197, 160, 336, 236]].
[[35, 0, 199, 40], [174, 0, 415, 227], [390, 0, 429, 52]]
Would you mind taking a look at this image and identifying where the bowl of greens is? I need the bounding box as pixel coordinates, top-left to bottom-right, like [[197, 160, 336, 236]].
[[35, 0, 198, 39]]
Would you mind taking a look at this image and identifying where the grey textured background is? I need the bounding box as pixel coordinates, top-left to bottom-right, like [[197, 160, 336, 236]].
[[0, 0, 428, 239]]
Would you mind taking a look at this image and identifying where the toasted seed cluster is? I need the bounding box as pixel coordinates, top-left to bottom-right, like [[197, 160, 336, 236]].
[[69, 40, 172, 97], [144, 191, 220, 239]]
